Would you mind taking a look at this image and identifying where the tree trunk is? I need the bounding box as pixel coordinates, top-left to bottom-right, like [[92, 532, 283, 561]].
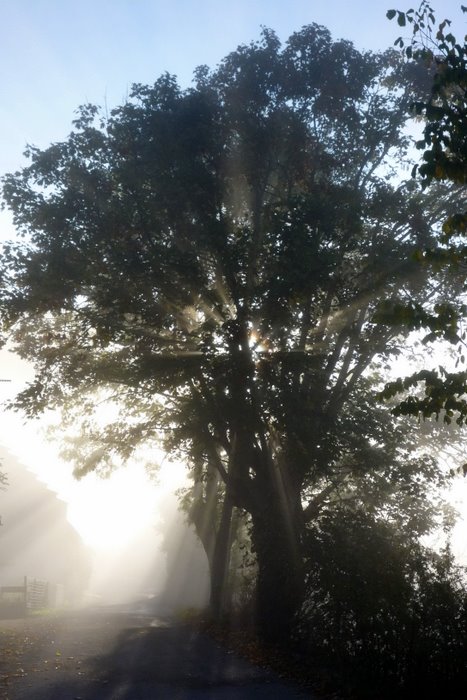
[[209, 490, 234, 619], [189, 465, 219, 571], [250, 480, 304, 644]]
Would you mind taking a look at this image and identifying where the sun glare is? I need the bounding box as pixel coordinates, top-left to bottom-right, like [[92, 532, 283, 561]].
[[0, 370, 188, 556], [63, 456, 188, 552], [66, 466, 159, 551]]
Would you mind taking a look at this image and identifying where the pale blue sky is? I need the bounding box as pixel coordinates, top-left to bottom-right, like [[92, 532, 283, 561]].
[[0, 0, 464, 179]]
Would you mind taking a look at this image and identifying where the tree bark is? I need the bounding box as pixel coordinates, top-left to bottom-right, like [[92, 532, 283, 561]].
[[189, 492, 217, 571], [250, 477, 304, 644], [209, 490, 234, 619]]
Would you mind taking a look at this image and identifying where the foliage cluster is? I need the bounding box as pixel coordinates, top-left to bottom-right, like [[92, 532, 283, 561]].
[[300, 512, 467, 699], [380, 2, 467, 421]]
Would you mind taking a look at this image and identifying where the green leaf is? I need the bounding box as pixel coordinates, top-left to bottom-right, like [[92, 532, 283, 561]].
[[386, 9, 397, 19], [397, 11, 406, 26]]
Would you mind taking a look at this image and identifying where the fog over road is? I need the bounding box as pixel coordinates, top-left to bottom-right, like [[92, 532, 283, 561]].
[[0, 606, 312, 699]]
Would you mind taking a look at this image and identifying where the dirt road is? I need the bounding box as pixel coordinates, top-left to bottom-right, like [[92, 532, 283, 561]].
[[0, 607, 313, 699]]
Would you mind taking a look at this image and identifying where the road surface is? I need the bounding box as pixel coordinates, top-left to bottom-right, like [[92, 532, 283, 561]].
[[0, 607, 313, 699]]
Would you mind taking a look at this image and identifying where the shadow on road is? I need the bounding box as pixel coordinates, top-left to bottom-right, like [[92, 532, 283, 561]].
[[2, 611, 312, 699]]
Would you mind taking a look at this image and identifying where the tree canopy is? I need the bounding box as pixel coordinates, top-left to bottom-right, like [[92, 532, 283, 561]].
[[0, 24, 463, 643]]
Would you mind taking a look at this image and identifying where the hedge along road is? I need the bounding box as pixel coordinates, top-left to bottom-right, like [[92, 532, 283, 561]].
[[0, 607, 314, 699]]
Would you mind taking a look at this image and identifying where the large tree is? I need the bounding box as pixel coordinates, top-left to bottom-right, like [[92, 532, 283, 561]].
[[0, 25, 459, 640]]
